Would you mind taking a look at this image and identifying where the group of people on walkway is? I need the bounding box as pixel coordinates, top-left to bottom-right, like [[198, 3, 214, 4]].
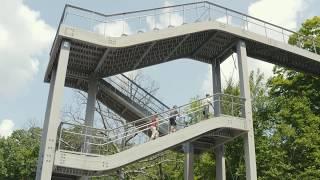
[[149, 94, 213, 140], [149, 105, 179, 140]]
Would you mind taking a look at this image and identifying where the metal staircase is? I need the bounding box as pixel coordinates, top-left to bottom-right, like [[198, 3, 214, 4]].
[[54, 94, 247, 176], [37, 1, 320, 179], [66, 73, 170, 123]]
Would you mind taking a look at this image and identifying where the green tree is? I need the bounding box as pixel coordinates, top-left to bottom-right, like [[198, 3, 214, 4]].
[[263, 16, 320, 179], [0, 127, 41, 180]]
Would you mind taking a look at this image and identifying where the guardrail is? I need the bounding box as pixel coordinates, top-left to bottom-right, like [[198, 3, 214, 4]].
[[104, 74, 170, 116], [57, 93, 245, 155], [50, 1, 319, 56]]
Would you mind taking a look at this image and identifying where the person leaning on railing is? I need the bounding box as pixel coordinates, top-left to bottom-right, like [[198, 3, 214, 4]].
[[150, 114, 159, 140], [203, 94, 213, 119]]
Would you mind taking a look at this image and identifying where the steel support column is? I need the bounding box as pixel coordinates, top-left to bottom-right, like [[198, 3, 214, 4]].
[[212, 60, 222, 116], [36, 41, 70, 180], [215, 145, 226, 180], [184, 142, 194, 180], [212, 60, 226, 180], [83, 77, 98, 153], [80, 77, 98, 180], [237, 40, 257, 180]]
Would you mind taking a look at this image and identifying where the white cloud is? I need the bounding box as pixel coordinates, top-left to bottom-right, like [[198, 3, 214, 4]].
[[94, 20, 132, 37], [246, 0, 310, 80], [248, 0, 305, 30], [0, 119, 14, 138], [146, 0, 183, 30], [0, 0, 54, 98]]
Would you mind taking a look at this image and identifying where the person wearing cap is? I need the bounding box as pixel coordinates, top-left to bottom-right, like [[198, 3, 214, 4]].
[[169, 105, 179, 133], [203, 94, 213, 119]]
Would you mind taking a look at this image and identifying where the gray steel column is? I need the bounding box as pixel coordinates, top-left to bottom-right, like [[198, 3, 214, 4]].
[[36, 41, 70, 180], [212, 60, 226, 180], [215, 145, 226, 180], [83, 77, 98, 153], [237, 40, 257, 180], [184, 142, 194, 180], [212, 60, 221, 117], [80, 77, 98, 180]]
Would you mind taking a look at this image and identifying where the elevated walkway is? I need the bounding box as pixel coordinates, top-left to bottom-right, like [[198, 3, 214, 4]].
[[55, 116, 246, 176], [45, 1, 320, 85], [53, 94, 247, 176]]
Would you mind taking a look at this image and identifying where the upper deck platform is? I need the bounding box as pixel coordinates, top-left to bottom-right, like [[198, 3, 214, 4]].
[[45, 1, 320, 84]]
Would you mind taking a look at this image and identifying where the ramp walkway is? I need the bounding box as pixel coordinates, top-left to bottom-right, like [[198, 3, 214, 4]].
[[53, 94, 247, 176], [45, 1, 320, 85]]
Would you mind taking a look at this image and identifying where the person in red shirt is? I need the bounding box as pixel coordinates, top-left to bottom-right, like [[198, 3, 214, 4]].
[[150, 114, 159, 140]]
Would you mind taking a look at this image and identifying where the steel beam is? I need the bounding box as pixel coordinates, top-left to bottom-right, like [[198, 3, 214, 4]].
[[237, 40, 257, 180], [93, 48, 112, 74], [183, 142, 194, 180], [212, 59, 226, 180], [213, 40, 237, 61], [215, 145, 226, 180], [191, 32, 219, 56], [133, 42, 157, 69], [36, 41, 70, 180], [164, 34, 190, 62]]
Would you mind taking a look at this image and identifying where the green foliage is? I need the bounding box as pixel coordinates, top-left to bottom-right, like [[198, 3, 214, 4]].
[[289, 16, 320, 53], [0, 127, 41, 180]]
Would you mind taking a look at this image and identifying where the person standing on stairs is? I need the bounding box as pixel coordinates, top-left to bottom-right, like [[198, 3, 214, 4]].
[[150, 114, 159, 140], [203, 94, 213, 119], [169, 105, 179, 133]]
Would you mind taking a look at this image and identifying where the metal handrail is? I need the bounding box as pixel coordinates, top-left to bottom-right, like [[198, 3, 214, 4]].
[[119, 74, 170, 109], [105, 74, 169, 115], [58, 93, 246, 154], [50, 1, 319, 56]]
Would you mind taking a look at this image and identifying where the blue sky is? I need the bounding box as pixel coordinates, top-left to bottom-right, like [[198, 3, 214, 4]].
[[0, 0, 319, 137]]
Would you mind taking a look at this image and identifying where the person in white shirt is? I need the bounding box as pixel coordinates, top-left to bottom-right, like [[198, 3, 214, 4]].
[[203, 94, 213, 119], [150, 115, 159, 140]]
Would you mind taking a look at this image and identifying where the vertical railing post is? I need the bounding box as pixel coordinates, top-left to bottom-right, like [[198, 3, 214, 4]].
[[226, 9, 228, 24], [313, 38, 317, 54], [208, 3, 211, 21], [103, 18, 106, 37], [154, 10, 157, 30], [246, 16, 249, 31], [264, 23, 268, 38], [182, 5, 185, 24], [122, 15, 126, 36], [231, 97, 234, 116], [297, 35, 302, 48], [281, 29, 285, 43]]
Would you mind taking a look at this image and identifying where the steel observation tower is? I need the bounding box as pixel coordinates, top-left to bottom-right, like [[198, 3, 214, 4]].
[[36, 1, 320, 180]]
